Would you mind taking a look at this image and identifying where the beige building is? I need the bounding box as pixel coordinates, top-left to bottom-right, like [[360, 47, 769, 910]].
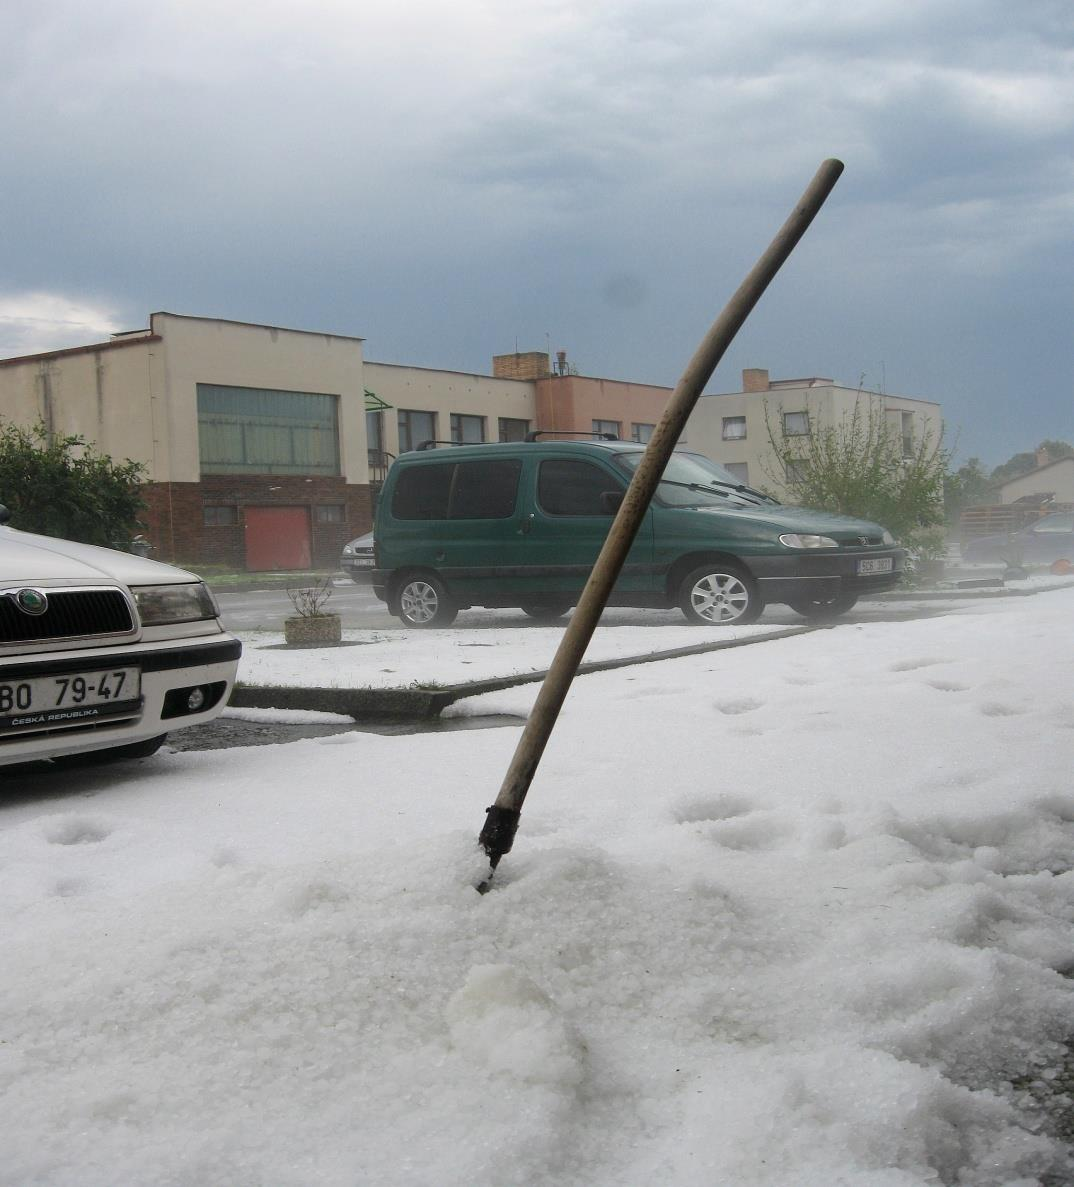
[[363, 360, 536, 472], [0, 313, 373, 568], [0, 312, 943, 569], [684, 368, 943, 498]]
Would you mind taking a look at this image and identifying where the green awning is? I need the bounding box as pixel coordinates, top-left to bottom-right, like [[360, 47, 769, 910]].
[[364, 389, 392, 411]]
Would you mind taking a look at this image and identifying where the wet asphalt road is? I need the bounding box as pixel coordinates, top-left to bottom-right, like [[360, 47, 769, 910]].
[[211, 577, 973, 634]]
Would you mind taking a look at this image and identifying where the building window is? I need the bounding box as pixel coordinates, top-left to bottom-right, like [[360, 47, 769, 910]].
[[723, 462, 749, 483], [197, 384, 341, 476], [366, 409, 384, 467], [632, 423, 656, 444], [398, 409, 436, 452], [203, 505, 238, 526], [450, 413, 486, 444], [315, 504, 345, 524], [592, 419, 621, 439], [785, 458, 809, 484], [901, 411, 914, 458], [722, 416, 746, 441], [498, 417, 530, 442], [782, 411, 810, 437]]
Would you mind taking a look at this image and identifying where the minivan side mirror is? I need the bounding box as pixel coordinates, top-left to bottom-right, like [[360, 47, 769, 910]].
[[600, 490, 624, 514], [0, 504, 10, 525]]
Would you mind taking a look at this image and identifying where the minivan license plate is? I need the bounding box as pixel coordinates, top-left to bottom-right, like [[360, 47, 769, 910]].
[[0, 667, 141, 729], [857, 557, 893, 575]]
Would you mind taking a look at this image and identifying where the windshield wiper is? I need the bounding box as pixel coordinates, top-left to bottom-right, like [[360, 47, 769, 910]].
[[656, 477, 768, 506], [690, 476, 777, 503]]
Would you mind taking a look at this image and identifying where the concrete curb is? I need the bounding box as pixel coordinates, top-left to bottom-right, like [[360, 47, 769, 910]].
[[867, 579, 1074, 601], [229, 625, 818, 721]]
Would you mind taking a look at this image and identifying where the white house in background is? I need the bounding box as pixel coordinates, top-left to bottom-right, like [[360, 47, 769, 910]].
[[684, 368, 943, 499], [997, 454, 1074, 505]]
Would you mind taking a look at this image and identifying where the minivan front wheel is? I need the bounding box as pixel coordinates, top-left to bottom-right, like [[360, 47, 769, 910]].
[[397, 575, 458, 628], [678, 564, 762, 625]]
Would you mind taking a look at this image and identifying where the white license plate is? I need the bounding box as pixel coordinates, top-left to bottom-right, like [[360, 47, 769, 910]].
[[0, 667, 141, 729], [857, 557, 894, 575], [348, 557, 375, 567]]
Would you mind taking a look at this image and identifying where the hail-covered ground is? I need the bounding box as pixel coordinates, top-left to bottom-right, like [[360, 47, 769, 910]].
[[1, 587, 1072, 1185]]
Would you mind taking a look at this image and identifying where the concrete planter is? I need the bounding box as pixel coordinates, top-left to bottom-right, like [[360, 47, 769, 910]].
[[283, 614, 342, 647]]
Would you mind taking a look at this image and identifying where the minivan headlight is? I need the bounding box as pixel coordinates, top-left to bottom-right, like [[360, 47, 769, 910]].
[[132, 582, 220, 625], [882, 529, 895, 545], [779, 533, 837, 549]]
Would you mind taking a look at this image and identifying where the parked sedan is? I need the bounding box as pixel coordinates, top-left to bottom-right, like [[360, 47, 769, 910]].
[[340, 530, 376, 583], [0, 509, 241, 767], [962, 511, 1074, 566]]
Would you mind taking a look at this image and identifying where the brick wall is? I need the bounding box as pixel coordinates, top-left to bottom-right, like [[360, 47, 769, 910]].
[[492, 351, 550, 381], [141, 476, 374, 570], [741, 368, 770, 393]]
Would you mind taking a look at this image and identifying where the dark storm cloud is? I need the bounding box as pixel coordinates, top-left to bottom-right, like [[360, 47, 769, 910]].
[[1, 0, 1071, 462]]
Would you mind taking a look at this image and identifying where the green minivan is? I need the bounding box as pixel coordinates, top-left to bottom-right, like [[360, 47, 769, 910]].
[[370, 437, 906, 627]]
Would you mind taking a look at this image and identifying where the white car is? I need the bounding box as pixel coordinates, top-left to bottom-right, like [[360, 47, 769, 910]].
[[0, 510, 240, 767], [340, 530, 375, 583]]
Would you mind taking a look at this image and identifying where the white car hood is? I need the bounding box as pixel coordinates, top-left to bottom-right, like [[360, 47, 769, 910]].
[[0, 527, 198, 586]]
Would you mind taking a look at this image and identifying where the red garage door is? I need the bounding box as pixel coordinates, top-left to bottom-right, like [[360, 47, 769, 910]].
[[244, 506, 312, 571]]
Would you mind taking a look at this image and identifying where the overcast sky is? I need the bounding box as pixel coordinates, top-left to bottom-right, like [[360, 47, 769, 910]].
[[2, 0, 1071, 468]]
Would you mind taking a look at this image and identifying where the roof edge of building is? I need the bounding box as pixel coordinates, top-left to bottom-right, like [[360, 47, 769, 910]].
[[0, 334, 163, 369], [150, 311, 366, 343]]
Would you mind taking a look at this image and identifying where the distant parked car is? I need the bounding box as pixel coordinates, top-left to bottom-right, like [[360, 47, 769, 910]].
[[962, 511, 1074, 566], [340, 530, 376, 583], [0, 507, 241, 768]]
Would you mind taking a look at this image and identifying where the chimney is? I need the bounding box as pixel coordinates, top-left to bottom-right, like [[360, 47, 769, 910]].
[[492, 350, 551, 380], [1036, 446, 1051, 468], [742, 368, 770, 393]]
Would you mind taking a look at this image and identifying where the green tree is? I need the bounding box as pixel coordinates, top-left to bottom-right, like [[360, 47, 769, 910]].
[[990, 439, 1074, 485], [943, 456, 994, 529], [764, 401, 947, 556], [0, 422, 147, 547]]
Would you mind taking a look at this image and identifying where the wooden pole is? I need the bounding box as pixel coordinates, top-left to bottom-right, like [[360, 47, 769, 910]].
[[478, 158, 845, 885]]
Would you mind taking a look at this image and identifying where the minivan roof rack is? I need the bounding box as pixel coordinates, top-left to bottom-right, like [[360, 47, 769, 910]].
[[414, 439, 470, 451], [523, 430, 620, 442]]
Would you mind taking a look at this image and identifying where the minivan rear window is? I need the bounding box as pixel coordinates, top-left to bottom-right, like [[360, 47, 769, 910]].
[[392, 459, 522, 521]]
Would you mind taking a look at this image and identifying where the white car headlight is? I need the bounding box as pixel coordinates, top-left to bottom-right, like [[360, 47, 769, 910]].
[[779, 533, 837, 549], [132, 582, 220, 625], [342, 544, 355, 556], [882, 529, 895, 546]]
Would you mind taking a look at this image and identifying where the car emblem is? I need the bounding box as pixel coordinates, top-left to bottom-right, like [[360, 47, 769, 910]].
[[12, 587, 48, 615], [857, 536, 870, 547]]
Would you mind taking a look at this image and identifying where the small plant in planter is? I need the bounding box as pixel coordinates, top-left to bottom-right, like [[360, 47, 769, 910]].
[[283, 578, 342, 646]]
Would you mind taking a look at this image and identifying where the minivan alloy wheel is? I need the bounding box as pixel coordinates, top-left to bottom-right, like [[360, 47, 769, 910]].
[[679, 564, 762, 625], [397, 575, 458, 628]]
